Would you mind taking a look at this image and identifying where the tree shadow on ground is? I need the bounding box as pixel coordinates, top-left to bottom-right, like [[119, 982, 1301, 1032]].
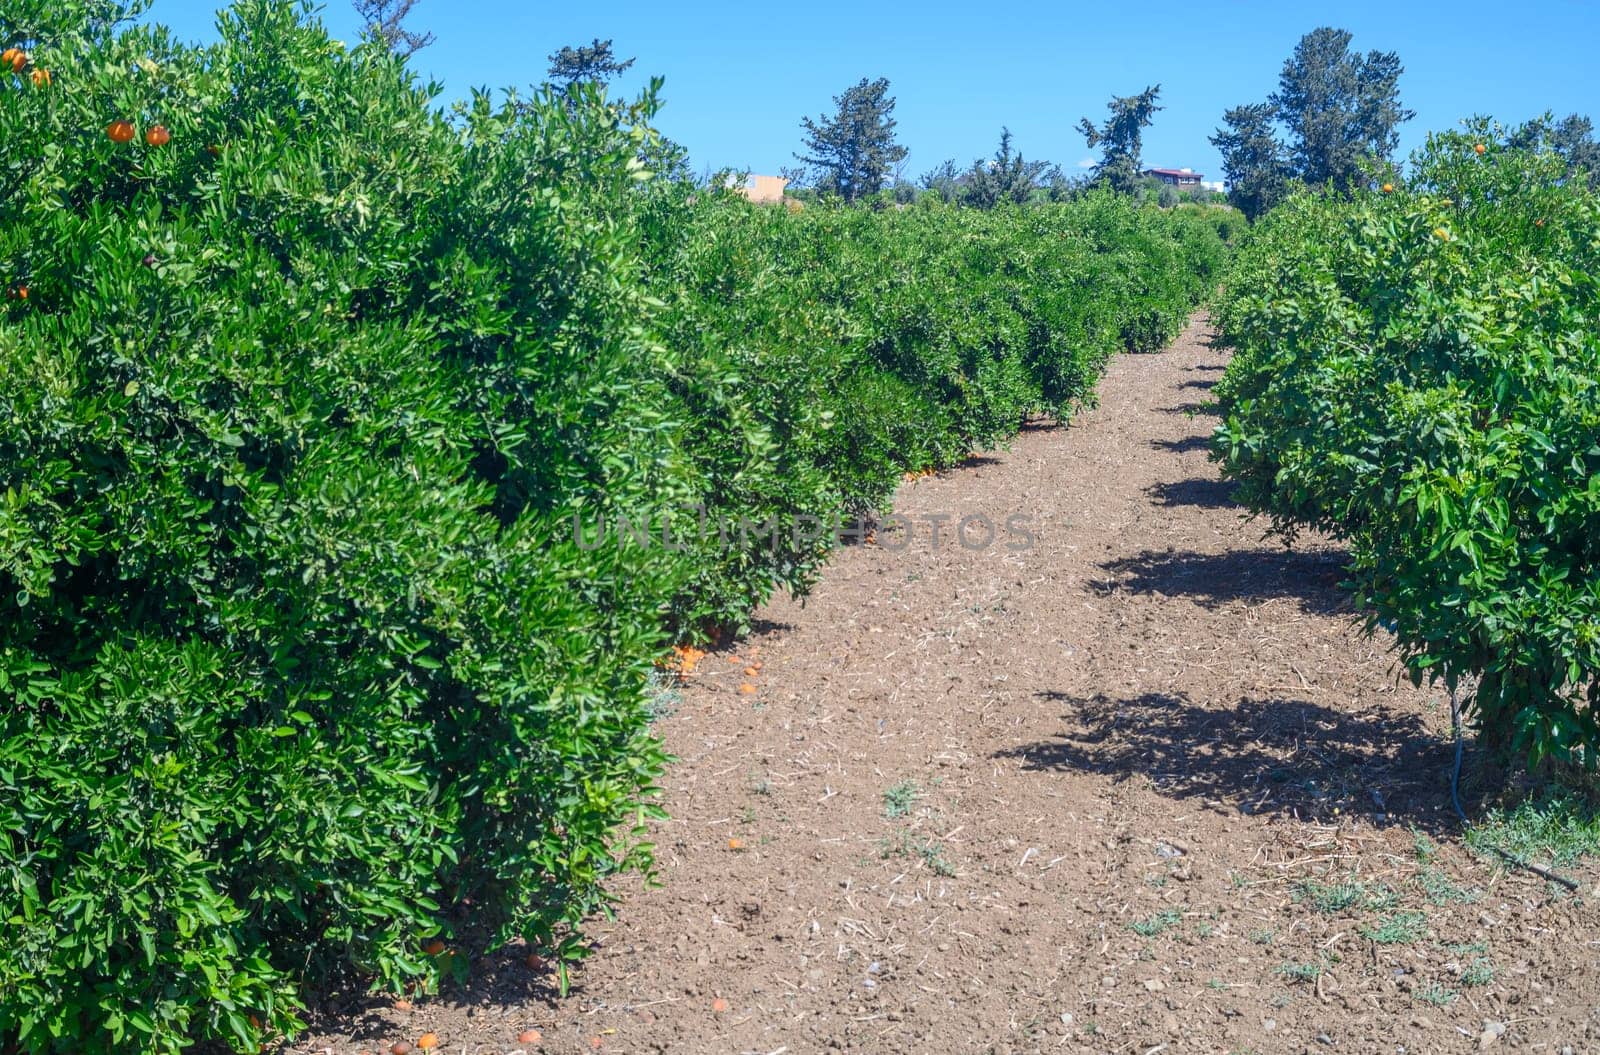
[[1096, 546, 1354, 616], [1150, 435, 1212, 454], [1146, 478, 1239, 509], [1179, 378, 1216, 391], [999, 691, 1457, 832], [1157, 401, 1217, 416], [293, 945, 568, 1043]]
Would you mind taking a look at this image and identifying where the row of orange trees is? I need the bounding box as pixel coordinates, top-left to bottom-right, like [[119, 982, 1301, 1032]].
[[1213, 120, 1600, 768], [0, 0, 1224, 1050]]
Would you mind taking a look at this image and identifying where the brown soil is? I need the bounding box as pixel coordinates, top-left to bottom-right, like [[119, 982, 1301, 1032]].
[[292, 317, 1599, 1055]]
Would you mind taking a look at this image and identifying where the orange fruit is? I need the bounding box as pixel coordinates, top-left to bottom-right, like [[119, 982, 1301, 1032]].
[[29, 69, 49, 87], [107, 120, 135, 144], [670, 644, 705, 676], [16, 286, 27, 300], [1474, 143, 1486, 155], [1, 48, 20, 68], [6, 51, 25, 73], [727, 837, 743, 850], [517, 1029, 542, 1045], [743, 666, 758, 677], [390, 1044, 412, 1055], [738, 683, 756, 695], [1381, 183, 1394, 193], [145, 124, 171, 147], [712, 997, 730, 1013], [423, 939, 446, 956], [417, 1034, 439, 1051]]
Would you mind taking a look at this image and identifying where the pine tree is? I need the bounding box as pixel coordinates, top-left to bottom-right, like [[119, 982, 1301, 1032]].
[[1270, 27, 1413, 189], [796, 78, 909, 203], [919, 158, 964, 203], [1509, 112, 1600, 190], [546, 38, 636, 89], [1078, 86, 1163, 193], [963, 128, 1051, 208], [1210, 103, 1290, 220], [351, 0, 433, 57]]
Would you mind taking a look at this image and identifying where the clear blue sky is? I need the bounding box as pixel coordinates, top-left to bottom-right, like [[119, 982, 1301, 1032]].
[[145, 0, 1599, 184]]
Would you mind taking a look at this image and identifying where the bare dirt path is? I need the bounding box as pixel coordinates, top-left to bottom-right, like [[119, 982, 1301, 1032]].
[[300, 316, 1599, 1055]]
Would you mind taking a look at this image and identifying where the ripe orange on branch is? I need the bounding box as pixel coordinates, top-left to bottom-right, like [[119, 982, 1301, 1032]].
[[107, 120, 135, 144], [30, 69, 50, 87], [145, 124, 171, 147]]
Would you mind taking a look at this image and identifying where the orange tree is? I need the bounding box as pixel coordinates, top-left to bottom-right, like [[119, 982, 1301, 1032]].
[[1213, 119, 1600, 765], [635, 188, 1225, 630], [0, 1, 680, 1049]]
